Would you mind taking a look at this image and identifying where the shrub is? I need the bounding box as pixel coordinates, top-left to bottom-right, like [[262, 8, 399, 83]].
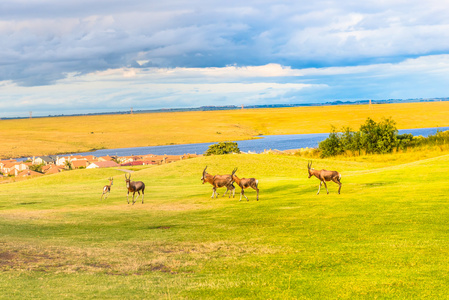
[[360, 117, 398, 154], [204, 142, 241, 156], [318, 126, 344, 157], [319, 117, 399, 157], [29, 163, 45, 173], [396, 133, 414, 151]]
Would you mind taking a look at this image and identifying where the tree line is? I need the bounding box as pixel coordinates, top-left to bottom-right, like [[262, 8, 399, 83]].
[[318, 117, 449, 158]]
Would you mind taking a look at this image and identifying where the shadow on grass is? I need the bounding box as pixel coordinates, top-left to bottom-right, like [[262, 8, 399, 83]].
[[363, 181, 394, 187], [262, 183, 300, 194], [147, 225, 180, 230]]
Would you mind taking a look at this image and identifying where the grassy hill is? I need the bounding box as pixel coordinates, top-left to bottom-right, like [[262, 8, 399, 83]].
[[1, 101, 449, 159], [1, 153, 449, 298]]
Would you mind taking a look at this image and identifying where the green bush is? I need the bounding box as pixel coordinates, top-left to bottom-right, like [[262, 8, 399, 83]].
[[319, 117, 399, 157], [318, 126, 344, 157], [29, 163, 45, 173], [396, 133, 414, 151], [204, 142, 241, 156]]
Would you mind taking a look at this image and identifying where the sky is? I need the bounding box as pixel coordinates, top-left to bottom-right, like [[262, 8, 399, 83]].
[[2, 0, 449, 118]]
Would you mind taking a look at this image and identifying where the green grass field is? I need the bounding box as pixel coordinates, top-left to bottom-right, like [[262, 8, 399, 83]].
[[1, 153, 449, 299]]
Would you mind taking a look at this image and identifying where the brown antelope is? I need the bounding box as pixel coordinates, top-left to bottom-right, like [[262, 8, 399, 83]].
[[125, 173, 145, 204], [201, 166, 235, 198], [307, 161, 342, 195], [101, 177, 113, 200], [230, 168, 259, 201]]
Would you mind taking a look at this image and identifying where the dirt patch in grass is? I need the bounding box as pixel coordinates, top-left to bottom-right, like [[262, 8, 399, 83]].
[[0, 251, 16, 266], [0, 241, 196, 276], [0, 238, 278, 276], [0, 244, 68, 271]]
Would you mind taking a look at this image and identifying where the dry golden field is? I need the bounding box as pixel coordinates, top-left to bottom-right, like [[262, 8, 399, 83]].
[[1, 101, 448, 159]]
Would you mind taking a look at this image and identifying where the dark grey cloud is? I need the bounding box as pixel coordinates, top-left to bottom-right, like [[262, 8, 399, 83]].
[[1, 1, 449, 118], [2, 0, 449, 86]]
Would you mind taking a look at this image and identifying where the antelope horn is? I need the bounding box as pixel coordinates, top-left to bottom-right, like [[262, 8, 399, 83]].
[[232, 167, 238, 175], [203, 166, 207, 175]]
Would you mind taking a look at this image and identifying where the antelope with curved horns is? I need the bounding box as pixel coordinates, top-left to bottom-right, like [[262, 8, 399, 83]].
[[101, 177, 113, 200], [230, 168, 259, 201], [125, 173, 145, 204], [201, 166, 235, 198], [307, 161, 342, 195]]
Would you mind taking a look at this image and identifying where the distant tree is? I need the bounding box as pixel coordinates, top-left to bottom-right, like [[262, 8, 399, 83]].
[[339, 126, 362, 155], [204, 142, 241, 156], [318, 126, 344, 157], [396, 133, 414, 151], [29, 163, 45, 173], [360, 117, 397, 154], [64, 160, 73, 170], [319, 117, 399, 157]]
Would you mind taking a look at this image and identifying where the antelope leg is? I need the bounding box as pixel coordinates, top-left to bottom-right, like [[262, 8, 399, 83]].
[[323, 181, 329, 194], [134, 192, 141, 205]]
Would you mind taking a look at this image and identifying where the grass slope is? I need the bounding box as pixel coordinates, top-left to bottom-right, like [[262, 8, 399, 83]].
[[1, 101, 449, 158], [1, 154, 449, 299]]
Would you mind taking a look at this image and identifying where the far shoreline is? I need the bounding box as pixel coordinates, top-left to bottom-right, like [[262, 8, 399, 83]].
[[12, 126, 449, 161]]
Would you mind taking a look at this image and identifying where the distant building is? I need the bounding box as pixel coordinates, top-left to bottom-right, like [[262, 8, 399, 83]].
[[17, 170, 43, 178], [42, 165, 65, 174], [33, 156, 56, 165], [71, 160, 89, 169], [98, 155, 115, 162]]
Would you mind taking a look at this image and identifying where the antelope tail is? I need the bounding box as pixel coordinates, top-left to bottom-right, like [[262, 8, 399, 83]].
[[256, 180, 259, 188]]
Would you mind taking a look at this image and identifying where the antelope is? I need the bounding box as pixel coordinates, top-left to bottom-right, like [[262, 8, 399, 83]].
[[230, 168, 259, 201], [101, 177, 113, 200], [201, 166, 235, 198], [125, 173, 145, 204], [307, 161, 342, 195]]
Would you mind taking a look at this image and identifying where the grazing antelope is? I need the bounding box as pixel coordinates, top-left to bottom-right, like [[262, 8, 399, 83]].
[[125, 173, 145, 204], [201, 166, 235, 198], [307, 161, 342, 195], [230, 168, 259, 201], [101, 177, 113, 200]]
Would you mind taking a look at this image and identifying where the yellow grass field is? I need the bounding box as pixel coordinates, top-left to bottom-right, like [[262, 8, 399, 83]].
[[1, 101, 448, 159]]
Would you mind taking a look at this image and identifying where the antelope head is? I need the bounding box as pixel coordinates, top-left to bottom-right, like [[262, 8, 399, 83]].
[[307, 161, 313, 178], [109, 177, 113, 185], [201, 166, 207, 184], [125, 173, 131, 188]]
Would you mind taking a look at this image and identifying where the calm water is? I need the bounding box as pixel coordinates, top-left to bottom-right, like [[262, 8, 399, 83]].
[[67, 126, 449, 157]]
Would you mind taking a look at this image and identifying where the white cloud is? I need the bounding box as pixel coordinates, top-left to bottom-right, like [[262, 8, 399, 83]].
[[2, 0, 449, 116]]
